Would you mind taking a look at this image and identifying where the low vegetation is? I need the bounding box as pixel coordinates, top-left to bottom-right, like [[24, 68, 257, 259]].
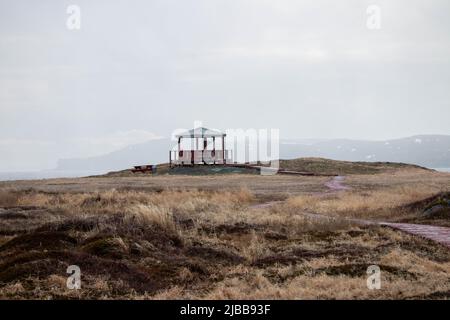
[[288, 184, 448, 220], [1, 164, 450, 299], [279, 157, 428, 175], [102, 157, 426, 178]]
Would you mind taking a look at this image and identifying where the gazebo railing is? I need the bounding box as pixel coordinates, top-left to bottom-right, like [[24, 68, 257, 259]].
[[169, 150, 231, 166]]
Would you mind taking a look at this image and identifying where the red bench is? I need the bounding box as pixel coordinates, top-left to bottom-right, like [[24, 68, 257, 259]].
[[131, 165, 154, 173]]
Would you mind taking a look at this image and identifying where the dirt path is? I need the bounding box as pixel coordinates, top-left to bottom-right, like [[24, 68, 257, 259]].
[[323, 175, 350, 192], [250, 176, 349, 210], [250, 201, 284, 209], [250, 175, 450, 248]]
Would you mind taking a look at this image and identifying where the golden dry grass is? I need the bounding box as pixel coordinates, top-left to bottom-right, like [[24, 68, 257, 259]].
[[0, 190, 19, 207], [125, 204, 177, 232], [1, 168, 450, 299], [287, 170, 450, 221]]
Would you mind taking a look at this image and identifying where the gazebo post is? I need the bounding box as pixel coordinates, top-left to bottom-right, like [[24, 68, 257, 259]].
[[178, 137, 181, 166], [213, 137, 216, 165], [222, 135, 225, 164], [203, 137, 207, 164]]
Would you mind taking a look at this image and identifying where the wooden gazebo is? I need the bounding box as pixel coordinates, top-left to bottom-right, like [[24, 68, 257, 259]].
[[169, 127, 230, 166]]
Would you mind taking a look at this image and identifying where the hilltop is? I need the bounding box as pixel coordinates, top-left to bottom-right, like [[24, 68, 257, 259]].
[[278, 157, 429, 175], [100, 157, 429, 177]]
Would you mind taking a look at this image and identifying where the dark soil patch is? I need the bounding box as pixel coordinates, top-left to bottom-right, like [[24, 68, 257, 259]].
[[0, 211, 29, 219], [394, 239, 450, 263], [320, 244, 370, 260], [0, 250, 173, 294], [252, 244, 371, 267], [174, 217, 196, 229], [82, 236, 128, 259], [113, 217, 184, 250], [186, 245, 245, 265], [252, 248, 320, 267], [0, 207, 50, 220], [0, 232, 77, 251], [0, 229, 31, 236], [252, 254, 302, 267], [304, 230, 339, 242], [412, 290, 450, 300], [141, 229, 183, 249], [316, 263, 417, 280], [3, 205, 44, 211], [67, 213, 184, 252], [37, 217, 100, 232], [202, 222, 261, 234], [263, 268, 307, 283], [346, 230, 366, 237], [264, 231, 288, 241]]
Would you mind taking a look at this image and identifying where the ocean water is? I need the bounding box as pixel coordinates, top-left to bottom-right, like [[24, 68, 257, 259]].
[[433, 168, 450, 173]]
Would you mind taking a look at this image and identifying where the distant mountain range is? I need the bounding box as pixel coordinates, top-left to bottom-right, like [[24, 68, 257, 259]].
[[54, 135, 450, 174], [281, 135, 450, 168]]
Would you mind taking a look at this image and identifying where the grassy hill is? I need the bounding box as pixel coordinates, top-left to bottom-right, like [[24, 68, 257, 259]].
[[278, 157, 429, 175], [99, 158, 428, 177]]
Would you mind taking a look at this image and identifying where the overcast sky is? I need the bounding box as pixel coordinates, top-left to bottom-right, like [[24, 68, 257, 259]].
[[1, 0, 450, 171]]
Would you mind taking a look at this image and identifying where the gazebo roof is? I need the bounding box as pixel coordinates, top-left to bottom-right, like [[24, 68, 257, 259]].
[[175, 127, 226, 138]]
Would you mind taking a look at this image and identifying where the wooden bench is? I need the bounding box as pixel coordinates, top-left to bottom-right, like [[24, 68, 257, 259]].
[[131, 165, 154, 173]]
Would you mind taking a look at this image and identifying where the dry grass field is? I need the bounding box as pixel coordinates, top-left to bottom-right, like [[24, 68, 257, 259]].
[[0, 160, 449, 299]]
